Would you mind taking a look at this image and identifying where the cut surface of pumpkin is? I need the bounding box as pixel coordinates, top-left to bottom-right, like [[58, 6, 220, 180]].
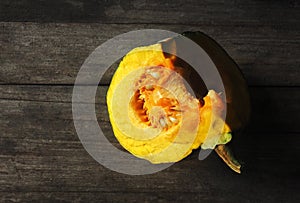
[[107, 43, 231, 164]]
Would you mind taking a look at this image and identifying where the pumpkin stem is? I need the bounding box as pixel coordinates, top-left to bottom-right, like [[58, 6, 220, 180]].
[[214, 144, 241, 174]]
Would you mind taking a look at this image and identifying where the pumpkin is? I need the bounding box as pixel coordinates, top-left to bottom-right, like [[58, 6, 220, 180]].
[[106, 32, 250, 173]]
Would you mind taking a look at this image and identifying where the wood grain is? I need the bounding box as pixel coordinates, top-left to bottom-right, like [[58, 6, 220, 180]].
[[1, 0, 299, 26], [1, 85, 299, 133], [1, 22, 299, 86], [0, 85, 299, 201], [1, 0, 299, 202], [0, 132, 299, 201]]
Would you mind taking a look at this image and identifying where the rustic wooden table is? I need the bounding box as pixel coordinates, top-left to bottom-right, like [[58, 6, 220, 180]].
[[1, 0, 299, 202]]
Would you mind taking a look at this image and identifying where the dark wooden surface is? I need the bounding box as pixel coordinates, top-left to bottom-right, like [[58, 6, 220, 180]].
[[1, 1, 299, 202]]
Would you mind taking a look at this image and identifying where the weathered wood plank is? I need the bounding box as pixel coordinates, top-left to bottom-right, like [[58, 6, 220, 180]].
[[0, 132, 298, 201], [0, 1, 299, 202], [0, 191, 256, 203], [0, 191, 267, 203], [0, 182, 288, 203], [0, 0, 299, 26], [0, 85, 299, 198], [0, 85, 299, 133], [1, 22, 299, 86], [0, 171, 297, 203]]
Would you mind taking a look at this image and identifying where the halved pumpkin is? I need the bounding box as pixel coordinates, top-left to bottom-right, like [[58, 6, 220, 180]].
[[107, 43, 232, 164]]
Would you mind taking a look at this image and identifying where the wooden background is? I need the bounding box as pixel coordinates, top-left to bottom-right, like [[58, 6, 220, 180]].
[[1, 0, 299, 202]]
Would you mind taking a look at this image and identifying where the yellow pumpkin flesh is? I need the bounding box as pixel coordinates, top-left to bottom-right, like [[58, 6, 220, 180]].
[[107, 43, 231, 164]]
